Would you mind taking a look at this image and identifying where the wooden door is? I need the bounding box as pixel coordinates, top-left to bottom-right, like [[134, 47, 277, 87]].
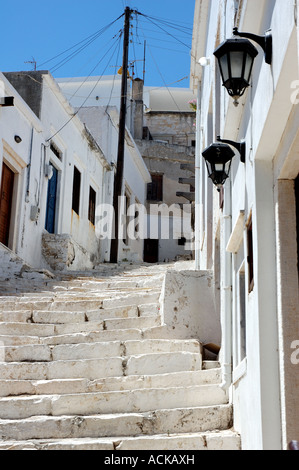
[[0, 163, 14, 246], [45, 165, 58, 234]]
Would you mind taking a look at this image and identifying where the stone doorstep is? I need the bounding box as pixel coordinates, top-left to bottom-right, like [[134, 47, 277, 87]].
[[0, 369, 222, 397], [0, 384, 228, 419], [0, 430, 241, 451], [0, 351, 202, 381], [0, 405, 234, 441], [0, 339, 201, 362]]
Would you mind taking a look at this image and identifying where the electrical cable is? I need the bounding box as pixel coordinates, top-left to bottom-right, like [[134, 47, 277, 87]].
[[139, 13, 191, 49], [46, 32, 123, 142], [38, 14, 124, 72]]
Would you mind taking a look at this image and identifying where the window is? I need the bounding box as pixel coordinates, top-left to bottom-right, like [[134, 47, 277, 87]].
[[123, 191, 130, 245], [72, 166, 81, 215], [88, 187, 96, 226], [247, 215, 254, 293], [147, 174, 163, 201], [50, 142, 62, 161]]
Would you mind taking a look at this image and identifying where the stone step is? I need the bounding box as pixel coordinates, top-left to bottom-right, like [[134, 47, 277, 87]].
[[0, 339, 200, 362], [0, 405, 233, 441], [0, 291, 161, 312], [0, 304, 160, 324], [0, 385, 228, 419], [0, 351, 202, 381], [0, 430, 241, 451], [0, 323, 197, 347], [0, 369, 221, 397], [0, 315, 161, 337]]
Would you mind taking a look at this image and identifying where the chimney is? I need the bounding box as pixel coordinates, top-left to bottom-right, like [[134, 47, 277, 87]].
[[131, 78, 144, 140]]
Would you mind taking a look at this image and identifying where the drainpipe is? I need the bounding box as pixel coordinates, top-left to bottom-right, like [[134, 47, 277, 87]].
[[195, 82, 202, 271], [221, 177, 233, 392], [25, 127, 34, 203]]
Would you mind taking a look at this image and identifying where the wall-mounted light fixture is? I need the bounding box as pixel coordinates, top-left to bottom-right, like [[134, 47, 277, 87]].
[[198, 57, 211, 67], [14, 135, 22, 144], [214, 38, 258, 106], [202, 142, 235, 191], [216, 135, 246, 163], [214, 27, 272, 106], [232, 27, 272, 65]]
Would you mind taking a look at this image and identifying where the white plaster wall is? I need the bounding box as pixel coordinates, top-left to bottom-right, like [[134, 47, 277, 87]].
[[192, 0, 299, 450], [0, 73, 45, 269]]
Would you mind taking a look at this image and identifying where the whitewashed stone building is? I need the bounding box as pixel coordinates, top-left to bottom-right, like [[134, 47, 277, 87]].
[[191, 0, 299, 450], [0, 71, 150, 273], [58, 76, 196, 263]]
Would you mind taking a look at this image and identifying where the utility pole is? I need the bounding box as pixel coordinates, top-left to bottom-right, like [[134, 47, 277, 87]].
[[110, 7, 132, 263]]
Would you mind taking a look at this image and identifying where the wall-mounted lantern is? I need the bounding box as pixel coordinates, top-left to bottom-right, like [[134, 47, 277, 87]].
[[216, 136, 246, 163], [214, 28, 272, 106], [214, 38, 258, 106], [202, 143, 235, 191]]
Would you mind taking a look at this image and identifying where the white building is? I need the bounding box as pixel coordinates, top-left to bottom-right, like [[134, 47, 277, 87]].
[[0, 71, 149, 272], [57, 76, 196, 263], [191, 0, 299, 450]]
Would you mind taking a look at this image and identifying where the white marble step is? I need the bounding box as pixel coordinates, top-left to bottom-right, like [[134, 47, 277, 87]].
[[0, 351, 202, 381], [0, 384, 228, 419], [0, 315, 161, 337], [0, 369, 221, 397], [0, 339, 200, 362], [0, 430, 241, 451], [0, 304, 160, 325], [0, 291, 161, 313], [0, 405, 234, 441]]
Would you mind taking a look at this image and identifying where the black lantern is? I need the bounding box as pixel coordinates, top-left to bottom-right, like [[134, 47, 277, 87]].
[[202, 143, 235, 191], [214, 38, 258, 106]]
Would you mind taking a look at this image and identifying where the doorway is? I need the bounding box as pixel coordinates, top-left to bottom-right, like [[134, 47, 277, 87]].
[[0, 163, 15, 247], [144, 239, 159, 263], [45, 164, 58, 234]]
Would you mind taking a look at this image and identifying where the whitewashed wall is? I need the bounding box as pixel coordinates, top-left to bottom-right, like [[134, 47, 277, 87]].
[[192, 0, 299, 450]]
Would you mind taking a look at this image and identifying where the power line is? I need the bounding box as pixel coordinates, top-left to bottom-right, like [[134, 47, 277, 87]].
[[38, 14, 124, 72], [46, 32, 123, 142], [139, 13, 191, 49]]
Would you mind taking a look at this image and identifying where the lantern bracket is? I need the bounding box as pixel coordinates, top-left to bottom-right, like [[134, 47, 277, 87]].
[[217, 136, 246, 164], [233, 27, 272, 65]]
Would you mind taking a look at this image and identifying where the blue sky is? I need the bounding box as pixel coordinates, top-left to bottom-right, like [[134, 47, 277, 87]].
[[2, 0, 195, 88]]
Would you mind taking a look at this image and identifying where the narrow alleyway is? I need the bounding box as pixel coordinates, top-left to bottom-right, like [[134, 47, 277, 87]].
[[0, 262, 240, 450]]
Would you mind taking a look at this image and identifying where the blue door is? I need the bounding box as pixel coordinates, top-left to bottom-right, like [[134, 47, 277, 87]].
[[45, 165, 58, 234]]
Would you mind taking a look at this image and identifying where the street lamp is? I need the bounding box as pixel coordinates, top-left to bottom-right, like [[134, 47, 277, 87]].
[[214, 38, 258, 106], [214, 27, 272, 106], [202, 143, 235, 191]]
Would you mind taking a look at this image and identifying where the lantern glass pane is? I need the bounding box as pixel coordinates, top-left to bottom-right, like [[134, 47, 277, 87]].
[[219, 54, 229, 82], [230, 51, 245, 78], [244, 54, 254, 83], [215, 163, 224, 172], [225, 160, 232, 173]]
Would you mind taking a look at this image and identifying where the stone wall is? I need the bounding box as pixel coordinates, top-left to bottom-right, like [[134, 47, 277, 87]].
[[160, 264, 221, 345], [144, 112, 196, 147], [42, 233, 101, 272]]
